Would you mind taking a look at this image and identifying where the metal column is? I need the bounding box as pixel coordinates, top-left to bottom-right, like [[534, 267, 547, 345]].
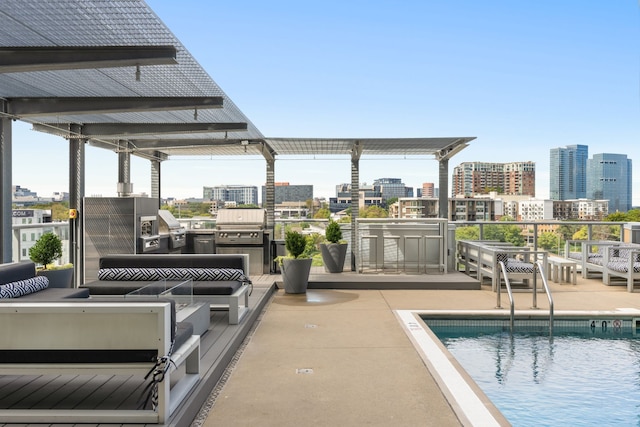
[[438, 157, 449, 220], [117, 140, 132, 196], [0, 103, 12, 263], [69, 123, 85, 287], [151, 155, 161, 203], [350, 141, 362, 271]]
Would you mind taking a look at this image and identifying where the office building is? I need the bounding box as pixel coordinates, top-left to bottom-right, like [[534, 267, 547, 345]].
[[587, 153, 632, 213], [452, 161, 535, 197], [372, 178, 413, 199], [261, 183, 313, 205], [203, 185, 258, 205], [549, 144, 588, 200]]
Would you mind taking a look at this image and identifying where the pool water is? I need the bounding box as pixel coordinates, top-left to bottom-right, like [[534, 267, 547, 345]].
[[425, 321, 640, 427]]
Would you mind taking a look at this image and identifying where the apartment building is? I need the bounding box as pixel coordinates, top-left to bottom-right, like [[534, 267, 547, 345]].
[[452, 161, 535, 197]]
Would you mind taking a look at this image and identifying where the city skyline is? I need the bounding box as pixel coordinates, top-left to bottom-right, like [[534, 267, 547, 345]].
[[9, 1, 640, 205]]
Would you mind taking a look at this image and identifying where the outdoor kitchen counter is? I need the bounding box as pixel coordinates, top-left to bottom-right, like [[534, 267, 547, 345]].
[[186, 230, 216, 254]]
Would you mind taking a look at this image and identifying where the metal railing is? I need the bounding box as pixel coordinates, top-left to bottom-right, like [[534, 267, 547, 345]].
[[496, 259, 554, 335], [10, 222, 71, 266], [496, 260, 515, 331]]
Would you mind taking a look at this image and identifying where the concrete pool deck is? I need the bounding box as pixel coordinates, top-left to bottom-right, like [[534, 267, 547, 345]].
[[200, 274, 640, 426]]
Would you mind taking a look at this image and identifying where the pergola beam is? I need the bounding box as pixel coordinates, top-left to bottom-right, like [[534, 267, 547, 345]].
[[0, 46, 177, 73], [119, 138, 258, 150], [33, 122, 248, 137], [6, 97, 223, 117]]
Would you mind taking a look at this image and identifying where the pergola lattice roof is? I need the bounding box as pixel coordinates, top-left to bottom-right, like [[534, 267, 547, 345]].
[[0, 0, 474, 161]]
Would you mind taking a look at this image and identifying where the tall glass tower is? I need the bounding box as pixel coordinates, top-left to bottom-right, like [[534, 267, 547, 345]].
[[549, 144, 588, 200], [587, 153, 632, 213]]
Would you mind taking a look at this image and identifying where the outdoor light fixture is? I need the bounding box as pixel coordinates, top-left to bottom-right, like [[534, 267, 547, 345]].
[[241, 140, 249, 152], [135, 65, 141, 81]]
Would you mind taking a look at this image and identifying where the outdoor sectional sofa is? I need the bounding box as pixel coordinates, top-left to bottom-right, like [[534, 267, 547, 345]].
[[0, 298, 199, 424], [457, 240, 547, 291], [564, 240, 621, 279], [81, 254, 252, 324], [602, 245, 640, 292], [0, 260, 89, 300]]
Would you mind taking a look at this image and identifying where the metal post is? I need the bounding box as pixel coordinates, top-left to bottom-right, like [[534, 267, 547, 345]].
[[68, 124, 85, 287], [0, 104, 12, 263]]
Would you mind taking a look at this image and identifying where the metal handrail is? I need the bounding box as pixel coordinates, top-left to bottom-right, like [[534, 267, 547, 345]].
[[496, 260, 515, 331], [535, 261, 554, 334]]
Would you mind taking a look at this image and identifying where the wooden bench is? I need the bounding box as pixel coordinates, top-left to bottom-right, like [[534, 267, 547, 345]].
[[0, 300, 200, 424], [458, 240, 547, 291], [602, 245, 640, 292]]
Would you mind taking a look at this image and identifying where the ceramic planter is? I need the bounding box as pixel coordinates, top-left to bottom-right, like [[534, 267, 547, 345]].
[[320, 243, 348, 273], [281, 258, 312, 294], [37, 268, 74, 288]]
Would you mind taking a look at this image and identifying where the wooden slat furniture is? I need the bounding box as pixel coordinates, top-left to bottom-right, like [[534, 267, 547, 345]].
[[0, 300, 200, 424], [602, 246, 640, 292], [457, 240, 547, 291], [546, 256, 577, 285]]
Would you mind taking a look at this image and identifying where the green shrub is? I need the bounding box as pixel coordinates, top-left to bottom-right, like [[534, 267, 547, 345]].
[[29, 232, 63, 269], [285, 230, 307, 259], [325, 220, 343, 243]]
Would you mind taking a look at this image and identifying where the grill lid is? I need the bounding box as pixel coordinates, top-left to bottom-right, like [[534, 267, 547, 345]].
[[216, 208, 266, 229], [158, 209, 184, 231]]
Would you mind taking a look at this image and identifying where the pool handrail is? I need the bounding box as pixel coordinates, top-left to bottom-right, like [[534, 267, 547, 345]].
[[496, 260, 515, 331], [535, 261, 554, 334]]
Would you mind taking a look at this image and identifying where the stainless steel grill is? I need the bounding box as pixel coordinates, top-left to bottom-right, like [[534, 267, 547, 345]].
[[215, 208, 266, 245], [215, 208, 269, 275], [158, 209, 186, 250]]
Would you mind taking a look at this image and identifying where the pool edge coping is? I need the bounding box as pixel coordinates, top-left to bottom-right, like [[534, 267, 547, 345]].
[[395, 308, 640, 427]]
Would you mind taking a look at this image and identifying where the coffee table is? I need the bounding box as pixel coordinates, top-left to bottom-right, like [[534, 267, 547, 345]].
[[125, 279, 210, 335], [546, 256, 578, 285]]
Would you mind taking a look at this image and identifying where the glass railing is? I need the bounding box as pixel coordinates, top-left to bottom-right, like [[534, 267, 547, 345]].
[[10, 219, 633, 274], [11, 222, 71, 266]]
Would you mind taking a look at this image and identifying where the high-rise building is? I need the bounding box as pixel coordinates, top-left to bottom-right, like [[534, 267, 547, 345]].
[[452, 162, 535, 197], [422, 183, 435, 198], [587, 153, 632, 213], [549, 144, 588, 200], [261, 183, 313, 205], [203, 185, 258, 205], [373, 178, 412, 199]]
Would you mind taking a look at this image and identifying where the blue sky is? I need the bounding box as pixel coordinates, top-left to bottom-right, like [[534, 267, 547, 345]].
[[12, 0, 640, 205]]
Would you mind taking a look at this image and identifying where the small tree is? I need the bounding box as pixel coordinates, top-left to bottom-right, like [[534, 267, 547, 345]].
[[325, 220, 343, 243], [285, 230, 307, 259], [29, 232, 63, 269]]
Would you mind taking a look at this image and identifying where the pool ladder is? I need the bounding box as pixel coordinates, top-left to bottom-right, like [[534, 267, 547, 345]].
[[496, 260, 554, 334]]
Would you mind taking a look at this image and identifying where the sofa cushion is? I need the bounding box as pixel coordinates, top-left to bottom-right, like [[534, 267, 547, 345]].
[[82, 279, 243, 296], [98, 267, 249, 283], [99, 254, 245, 270], [18, 287, 90, 300], [0, 276, 49, 299], [607, 260, 640, 273], [0, 261, 37, 285]]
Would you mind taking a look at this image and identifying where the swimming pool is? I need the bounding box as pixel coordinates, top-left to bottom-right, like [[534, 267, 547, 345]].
[[396, 310, 640, 427]]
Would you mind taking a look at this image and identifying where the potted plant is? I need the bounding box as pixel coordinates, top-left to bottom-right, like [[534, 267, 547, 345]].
[[320, 220, 348, 273], [280, 230, 312, 294], [29, 232, 74, 288]]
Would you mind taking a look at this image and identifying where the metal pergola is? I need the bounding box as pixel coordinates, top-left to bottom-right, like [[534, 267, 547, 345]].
[[0, 0, 475, 274]]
